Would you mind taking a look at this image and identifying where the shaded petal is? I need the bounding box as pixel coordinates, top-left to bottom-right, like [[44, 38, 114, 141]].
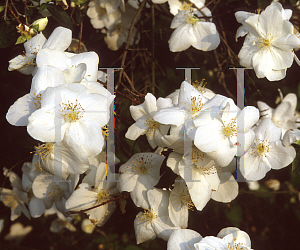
[[6, 94, 36, 126]]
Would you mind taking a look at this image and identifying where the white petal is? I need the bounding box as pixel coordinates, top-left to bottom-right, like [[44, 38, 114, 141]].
[[6, 94, 36, 126], [192, 22, 220, 51], [169, 24, 196, 52], [167, 229, 202, 250], [44, 27, 72, 51], [267, 140, 295, 169], [211, 172, 238, 203]]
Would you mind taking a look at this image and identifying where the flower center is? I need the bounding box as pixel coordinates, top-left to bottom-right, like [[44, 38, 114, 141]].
[[131, 155, 152, 175], [1, 195, 18, 209], [182, 8, 202, 25], [221, 118, 237, 138], [136, 209, 158, 224], [182, 2, 193, 10], [195, 165, 217, 175], [32, 93, 42, 109], [35, 142, 54, 163], [48, 183, 63, 201], [228, 241, 245, 250], [60, 100, 84, 122], [145, 119, 160, 134], [96, 7, 106, 15], [254, 34, 273, 50], [251, 139, 270, 157], [192, 148, 205, 164], [96, 189, 111, 204], [181, 191, 194, 210]]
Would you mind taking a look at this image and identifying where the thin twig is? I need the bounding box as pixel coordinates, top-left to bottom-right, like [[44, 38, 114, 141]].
[[67, 194, 130, 215], [78, 20, 83, 53], [213, 50, 235, 100], [4, 0, 9, 20], [98, 80, 141, 104], [11, 0, 21, 17], [117, 0, 148, 88], [151, 3, 156, 94], [7, 4, 22, 24], [200, 0, 215, 10], [123, 71, 137, 93]]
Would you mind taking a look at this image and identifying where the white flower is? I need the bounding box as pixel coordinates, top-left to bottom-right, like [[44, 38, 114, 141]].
[[50, 211, 76, 233], [235, 2, 292, 41], [282, 128, 300, 146], [126, 93, 172, 148], [168, 7, 220, 52], [237, 2, 300, 81], [8, 26, 72, 75], [21, 162, 50, 218], [104, 3, 139, 50], [87, 0, 122, 30], [240, 118, 296, 181], [65, 162, 117, 226], [4, 223, 32, 242], [118, 153, 165, 209], [0, 168, 30, 221], [27, 83, 113, 156], [168, 177, 191, 228], [167, 228, 202, 250], [257, 93, 300, 135], [193, 100, 259, 167], [134, 188, 179, 244], [167, 147, 238, 211], [154, 81, 209, 127], [32, 172, 71, 214], [194, 227, 252, 250], [33, 141, 90, 180]]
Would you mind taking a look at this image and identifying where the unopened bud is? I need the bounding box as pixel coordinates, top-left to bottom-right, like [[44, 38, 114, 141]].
[[265, 179, 280, 191], [32, 17, 48, 31]]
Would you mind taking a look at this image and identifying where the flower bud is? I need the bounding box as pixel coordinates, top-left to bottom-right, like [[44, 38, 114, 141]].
[[32, 17, 48, 31]]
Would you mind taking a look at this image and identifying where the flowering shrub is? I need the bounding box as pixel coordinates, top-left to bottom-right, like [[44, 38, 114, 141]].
[[2, 0, 300, 249]]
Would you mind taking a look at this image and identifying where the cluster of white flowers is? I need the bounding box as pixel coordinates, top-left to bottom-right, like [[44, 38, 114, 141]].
[[121, 77, 299, 244], [3, 0, 300, 249], [236, 2, 300, 81], [87, 0, 140, 50], [3, 26, 117, 225]]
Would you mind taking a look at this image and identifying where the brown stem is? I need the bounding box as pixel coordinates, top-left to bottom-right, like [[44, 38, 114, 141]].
[[4, 0, 9, 20], [78, 19, 83, 53], [117, 0, 148, 88], [213, 50, 235, 100], [98, 80, 141, 104], [7, 4, 22, 24], [66, 194, 130, 215]]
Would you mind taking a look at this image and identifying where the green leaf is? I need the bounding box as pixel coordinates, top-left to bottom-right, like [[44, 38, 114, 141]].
[[0, 5, 5, 13], [0, 22, 18, 48], [25, 7, 34, 16], [47, 5, 73, 30], [39, 3, 48, 13], [225, 204, 242, 227], [15, 36, 27, 45], [292, 148, 300, 172]]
